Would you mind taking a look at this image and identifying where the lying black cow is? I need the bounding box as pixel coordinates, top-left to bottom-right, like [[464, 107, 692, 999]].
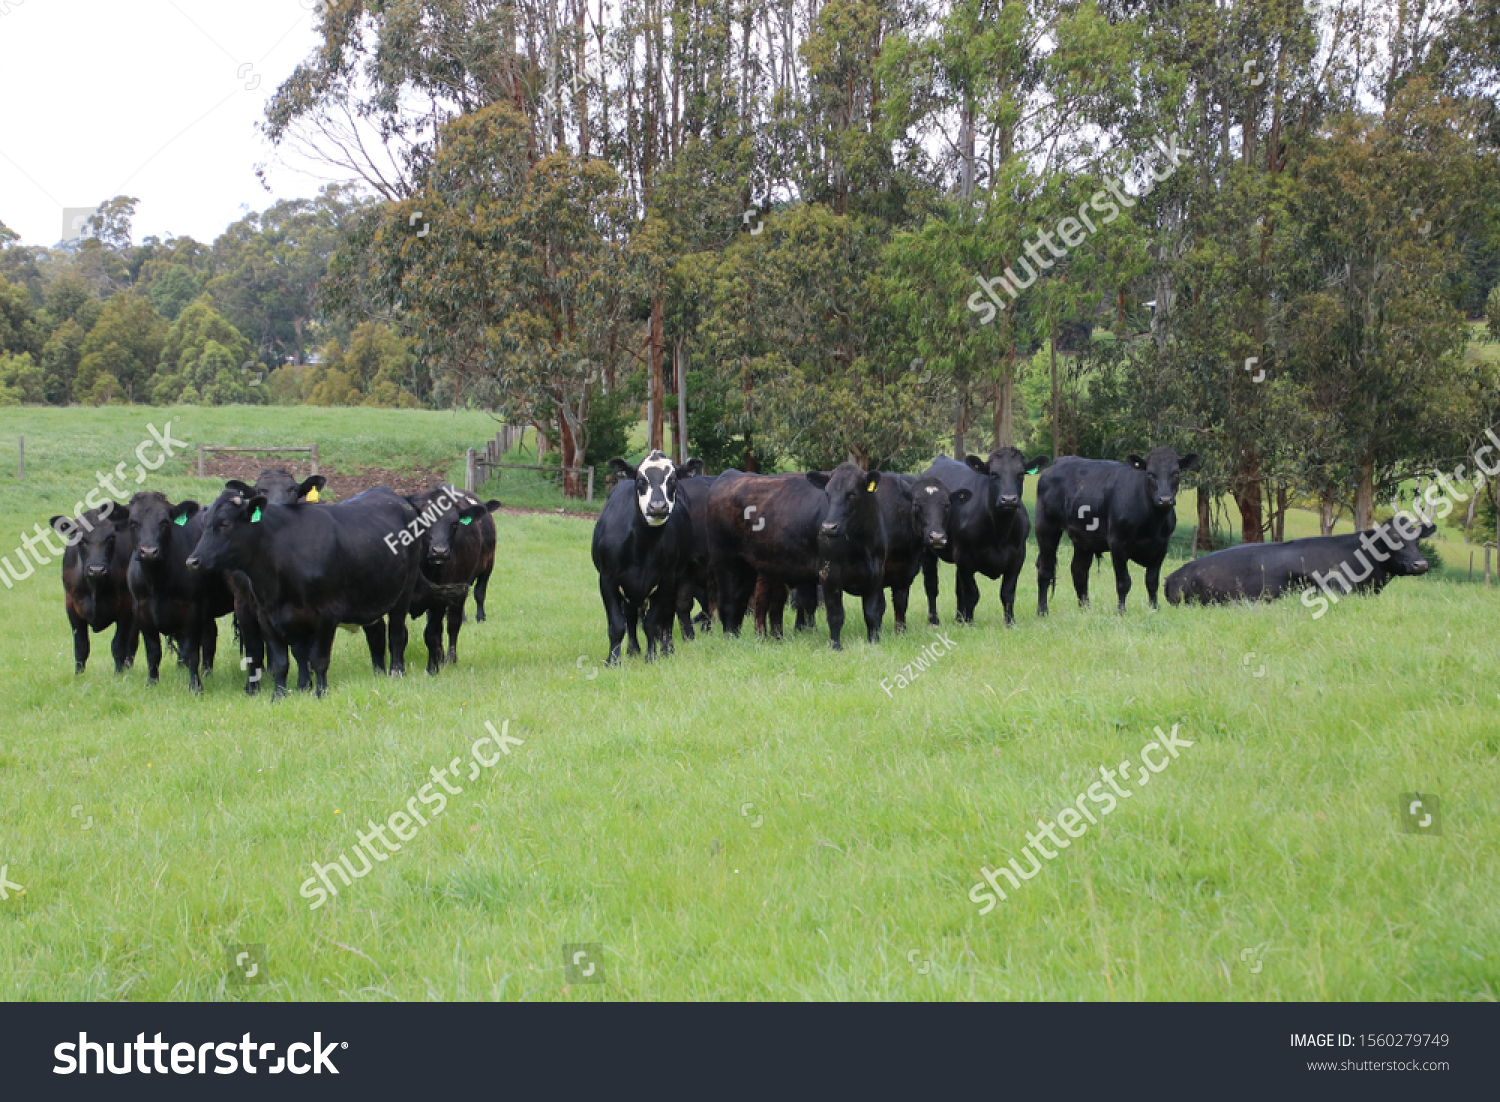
[[708, 462, 887, 649], [921, 449, 1048, 625], [1035, 447, 1199, 614], [122, 492, 236, 692], [1165, 516, 1435, 610], [223, 469, 326, 694], [591, 450, 701, 664], [672, 471, 718, 637], [186, 485, 424, 697], [50, 505, 139, 674], [405, 484, 501, 674]]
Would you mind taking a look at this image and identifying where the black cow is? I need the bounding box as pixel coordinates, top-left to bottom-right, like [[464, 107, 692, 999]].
[[186, 485, 424, 697], [708, 462, 887, 649], [1035, 447, 1200, 614], [920, 449, 1048, 625], [223, 469, 326, 694], [49, 505, 139, 674], [1165, 516, 1435, 609], [672, 471, 718, 638], [405, 484, 501, 674], [591, 450, 700, 664], [122, 491, 236, 692]]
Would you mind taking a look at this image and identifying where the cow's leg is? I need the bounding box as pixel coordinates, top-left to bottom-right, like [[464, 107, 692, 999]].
[[862, 588, 886, 644], [1000, 564, 1021, 626], [1070, 547, 1093, 608], [68, 611, 90, 674], [201, 617, 218, 675], [892, 582, 910, 633], [292, 640, 313, 692], [473, 566, 492, 622], [266, 634, 292, 699], [825, 586, 847, 650], [922, 552, 942, 626], [184, 624, 204, 695], [122, 619, 139, 670], [142, 629, 163, 685], [1036, 528, 1061, 617], [769, 581, 791, 639], [387, 603, 411, 676], [623, 599, 642, 657], [793, 583, 818, 631], [600, 577, 628, 666], [423, 608, 444, 675], [364, 620, 388, 674], [675, 576, 697, 642], [1144, 556, 1164, 610], [446, 601, 463, 664], [955, 567, 979, 623], [715, 562, 755, 636], [237, 604, 264, 694], [110, 617, 135, 673], [311, 623, 337, 697], [1111, 549, 1133, 612], [648, 593, 675, 659]]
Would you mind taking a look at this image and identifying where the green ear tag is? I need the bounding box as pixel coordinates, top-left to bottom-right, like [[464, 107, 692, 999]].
[[251, 508, 262, 523], [461, 516, 473, 525], [174, 514, 187, 526]]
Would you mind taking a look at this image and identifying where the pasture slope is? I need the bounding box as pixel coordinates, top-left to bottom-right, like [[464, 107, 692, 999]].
[[0, 406, 1495, 1001]]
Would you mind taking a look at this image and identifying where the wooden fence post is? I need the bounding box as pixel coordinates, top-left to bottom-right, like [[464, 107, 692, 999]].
[[465, 448, 475, 492], [310, 442, 319, 477], [198, 445, 205, 478], [586, 466, 594, 504]]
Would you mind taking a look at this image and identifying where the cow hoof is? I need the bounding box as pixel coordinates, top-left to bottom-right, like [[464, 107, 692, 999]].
[[427, 666, 440, 677], [475, 611, 486, 623], [829, 641, 843, 651], [75, 663, 86, 675]]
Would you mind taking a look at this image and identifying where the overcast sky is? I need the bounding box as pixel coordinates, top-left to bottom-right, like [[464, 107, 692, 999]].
[[0, 0, 342, 247]]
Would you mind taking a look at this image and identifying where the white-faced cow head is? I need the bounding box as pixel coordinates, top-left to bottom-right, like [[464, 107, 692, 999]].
[[609, 450, 703, 526]]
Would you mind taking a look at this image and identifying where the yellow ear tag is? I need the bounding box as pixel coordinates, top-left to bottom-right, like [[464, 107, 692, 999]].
[[307, 487, 320, 503], [867, 480, 876, 492]]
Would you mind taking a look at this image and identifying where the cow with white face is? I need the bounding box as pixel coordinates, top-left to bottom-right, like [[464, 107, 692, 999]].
[[591, 450, 704, 664]]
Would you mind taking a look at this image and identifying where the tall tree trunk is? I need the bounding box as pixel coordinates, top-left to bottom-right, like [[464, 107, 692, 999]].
[[1234, 445, 1264, 543], [1275, 484, 1287, 542], [995, 352, 1015, 449], [1320, 486, 1337, 536], [953, 375, 969, 460], [559, 404, 581, 498], [1195, 491, 1213, 555], [1354, 450, 1375, 531], [674, 335, 688, 464], [649, 296, 665, 452], [1050, 333, 1059, 461]]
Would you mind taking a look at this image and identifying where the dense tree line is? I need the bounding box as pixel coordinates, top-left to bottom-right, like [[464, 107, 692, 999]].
[[5, 0, 1500, 541]]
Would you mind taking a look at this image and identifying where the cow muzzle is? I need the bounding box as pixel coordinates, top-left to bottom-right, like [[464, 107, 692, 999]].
[[137, 546, 161, 562], [1410, 559, 1430, 575], [926, 532, 947, 549], [997, 494, 1020, 509], [85, 563, 109, 578], [1157, 496, 1176, 507], [185, 556, 201, 570], [820, 521, 843, 538]]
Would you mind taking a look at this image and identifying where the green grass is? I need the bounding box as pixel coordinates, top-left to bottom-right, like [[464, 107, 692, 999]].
[[0, 405, 1496, 1001]]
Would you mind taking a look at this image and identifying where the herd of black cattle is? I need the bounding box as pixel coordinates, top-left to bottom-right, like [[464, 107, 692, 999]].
[[49, 444, 1437, 694], [592, 446, 1436, 664]]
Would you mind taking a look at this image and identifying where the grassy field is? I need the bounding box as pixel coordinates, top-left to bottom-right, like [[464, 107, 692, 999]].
[[0, 406, 1495, 1001]]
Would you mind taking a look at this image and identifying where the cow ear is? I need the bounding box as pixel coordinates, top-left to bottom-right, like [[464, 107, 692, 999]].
[[805, 471, 831, 489], [297, 475, 327, 499], [1126, 454, 1146, 470], [485, 499, 502, 513], [1178, 452, 1201, 472], [965, 454, 988, 474], [458, 503, 487, 524], [1027, 456, 1051, 474], [224, 479, 253, 495], [170, 501, 200, 523], [677, 457, 704, 478], [863, 470, 882, 493], [608, 457, 637, 481], [1417, 520, 1437, 539], [951, 488, 973, 506], [49, 515, 69, 534], [248, 495, 268, 519]]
